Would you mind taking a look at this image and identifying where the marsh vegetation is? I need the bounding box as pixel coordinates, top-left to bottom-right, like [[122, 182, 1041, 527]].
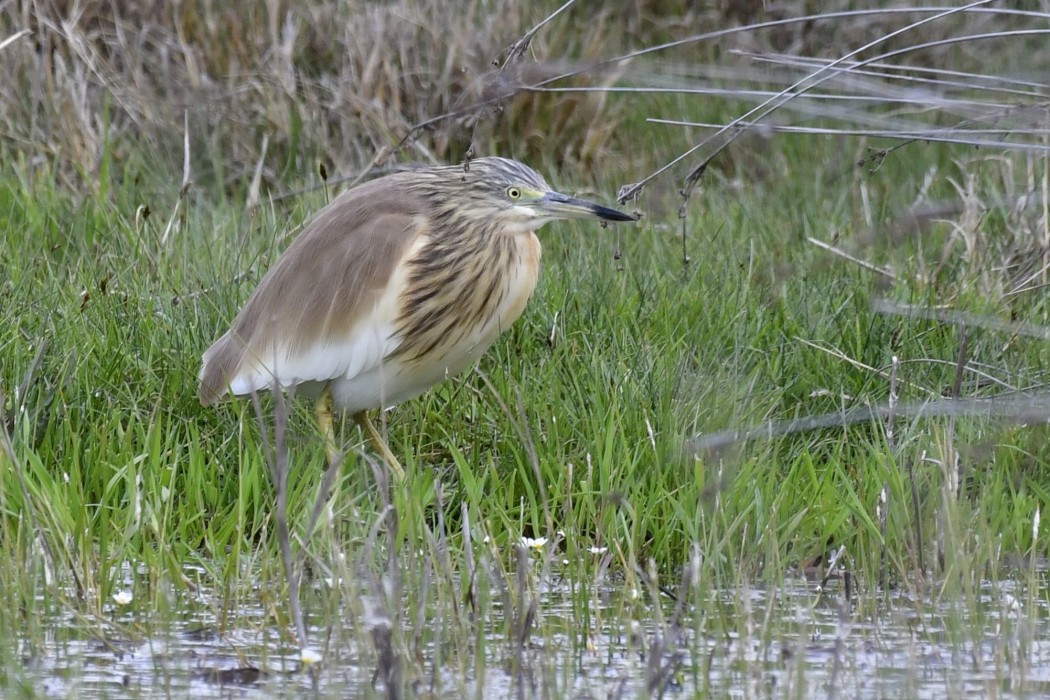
[[3, 1, 1050, 697]]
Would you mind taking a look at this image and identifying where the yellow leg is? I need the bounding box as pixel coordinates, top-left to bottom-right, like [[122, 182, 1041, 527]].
[[315, 389, 338, 468], [353, 411, 406, 482]]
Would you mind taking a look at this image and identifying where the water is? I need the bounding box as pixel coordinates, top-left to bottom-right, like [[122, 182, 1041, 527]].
[[11, 568, 1050, 698]]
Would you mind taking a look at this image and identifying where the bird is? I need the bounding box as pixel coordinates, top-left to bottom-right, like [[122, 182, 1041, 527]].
[[199, 157, 637, 478]]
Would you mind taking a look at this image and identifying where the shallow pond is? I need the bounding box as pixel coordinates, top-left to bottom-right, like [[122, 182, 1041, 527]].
[[12, 564, 1050, 699]]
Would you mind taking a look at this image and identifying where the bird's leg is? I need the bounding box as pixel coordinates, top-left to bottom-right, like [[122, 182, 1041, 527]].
[[354, 411, 406, 482], [315, 388, 339, 469]]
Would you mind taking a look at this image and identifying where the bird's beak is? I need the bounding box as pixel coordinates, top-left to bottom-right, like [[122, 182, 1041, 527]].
[[538, 191, 638, 222]]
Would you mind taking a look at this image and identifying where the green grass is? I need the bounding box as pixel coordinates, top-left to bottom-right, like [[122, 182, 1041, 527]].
[[3, 125, 1045, 594], [3, 1, 1050, 696]]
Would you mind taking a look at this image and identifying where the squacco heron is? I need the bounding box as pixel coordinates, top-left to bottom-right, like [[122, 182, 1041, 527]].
[[199, 157, 636, 477]]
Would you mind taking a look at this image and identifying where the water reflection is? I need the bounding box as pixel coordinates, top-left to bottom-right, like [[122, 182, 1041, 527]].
[[12, 571, 1050, 698]]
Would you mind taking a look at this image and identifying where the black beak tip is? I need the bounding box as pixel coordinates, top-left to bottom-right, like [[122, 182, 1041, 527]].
[[594, 204, 639, 223], [547, 192, 638, 223]]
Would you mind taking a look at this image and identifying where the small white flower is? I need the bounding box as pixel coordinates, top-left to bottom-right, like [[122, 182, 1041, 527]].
[[521, 536, 547, 550], [112, 590, 133, 605], [482, 535, 491, 544], [588, 546, 608, 555], [300, 648, 323, 665]]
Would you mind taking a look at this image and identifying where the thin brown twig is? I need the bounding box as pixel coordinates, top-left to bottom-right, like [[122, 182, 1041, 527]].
[[688, 391, 1050, 454], [873, 298, 1050, 341], [464, 0, 578, 165], [0, 29, 31, 53], [808, 236, 898, 280], [160, 111, 192, 248]]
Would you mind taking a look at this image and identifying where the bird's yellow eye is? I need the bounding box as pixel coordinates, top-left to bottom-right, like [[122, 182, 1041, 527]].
[[506, 187, 521, 199]]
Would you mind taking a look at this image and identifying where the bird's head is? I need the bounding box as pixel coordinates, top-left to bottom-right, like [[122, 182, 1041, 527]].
[[435, 157, 637, 233]]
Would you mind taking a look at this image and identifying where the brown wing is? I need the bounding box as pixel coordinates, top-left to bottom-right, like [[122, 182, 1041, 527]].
[[198, 174, 429, 405]]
